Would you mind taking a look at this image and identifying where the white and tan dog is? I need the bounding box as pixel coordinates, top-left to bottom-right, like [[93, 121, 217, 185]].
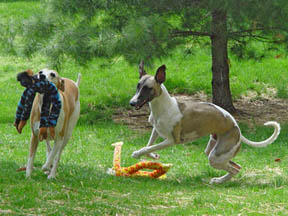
[[130, 62, 280, 184], [26, 69, 81, 179]]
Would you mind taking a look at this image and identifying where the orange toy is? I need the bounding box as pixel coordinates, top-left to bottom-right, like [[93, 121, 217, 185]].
[[108, 142, 172, 179]]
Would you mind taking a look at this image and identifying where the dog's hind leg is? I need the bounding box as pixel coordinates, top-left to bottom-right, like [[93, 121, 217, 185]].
[[46, 140, 51, 159], [48, 134, 74, 179], [42, 138, 63, 174], [205, 134, 217, 156], [47, 140, 67, 179], [48, 103, 80, 179], [41, 140, 52, 175], [48, 134, 73, 179], [208, 127, 242, 184], [26, 134, 39, 178]]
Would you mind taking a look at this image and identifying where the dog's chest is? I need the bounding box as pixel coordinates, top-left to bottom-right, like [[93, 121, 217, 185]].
[[149, 97, 183, 139]]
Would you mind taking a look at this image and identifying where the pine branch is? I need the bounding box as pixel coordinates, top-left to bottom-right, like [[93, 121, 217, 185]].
[[171, 30, 211, 37], [228, 26, 288, 43], [229, 31, 284, 44], [229, 27, 288, 36], [248, 34, 284, 43]]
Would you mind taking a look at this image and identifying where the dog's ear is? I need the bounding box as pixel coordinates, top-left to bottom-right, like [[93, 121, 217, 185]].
[[155, 64, 166, 84], [139, 60, 146, 79], [57, 78, 65, 92]]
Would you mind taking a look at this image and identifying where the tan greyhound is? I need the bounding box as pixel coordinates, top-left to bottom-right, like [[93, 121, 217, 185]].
[[27, 69, 81, 179], [129, 62, 280, 184]]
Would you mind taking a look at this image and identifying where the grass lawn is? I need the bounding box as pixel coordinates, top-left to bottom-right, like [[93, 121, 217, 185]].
[[1, 1, 288, 215]]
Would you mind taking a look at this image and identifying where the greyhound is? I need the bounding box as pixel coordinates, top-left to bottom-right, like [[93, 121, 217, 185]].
[[26, 69, 81, 179], [129, 62, 280, 184]]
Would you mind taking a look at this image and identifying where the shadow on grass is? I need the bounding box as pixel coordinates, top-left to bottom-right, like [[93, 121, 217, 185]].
[[0, 159, 209, 189], [1, 159, 287, 194]]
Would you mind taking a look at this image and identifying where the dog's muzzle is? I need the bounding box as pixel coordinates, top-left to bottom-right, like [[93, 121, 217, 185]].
[[39, 74, 46, 80], [129, 100, 137, 107], [129, 98, 147, 110]]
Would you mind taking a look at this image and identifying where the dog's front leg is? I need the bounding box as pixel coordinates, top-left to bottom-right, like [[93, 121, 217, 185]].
[[42, 138, 63, 176], [26, 134, 39, 178], [48, 141, 65, 179], [46, 140, 51, 159], [146, 128, 160, 159], [132, 139, 174, 159]]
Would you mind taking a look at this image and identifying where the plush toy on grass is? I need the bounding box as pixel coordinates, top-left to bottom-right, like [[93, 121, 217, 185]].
[[108, 142, 173, 179], [14, 69, 63, 141]]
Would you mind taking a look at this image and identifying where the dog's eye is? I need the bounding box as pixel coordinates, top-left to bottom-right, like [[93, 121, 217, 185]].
[[142, 86, 152, 91], [50, 73, 56, 78]]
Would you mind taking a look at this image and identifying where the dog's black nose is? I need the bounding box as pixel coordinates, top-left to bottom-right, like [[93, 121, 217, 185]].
[[129, 101, 136, 106], [39, 74, 46, 80]]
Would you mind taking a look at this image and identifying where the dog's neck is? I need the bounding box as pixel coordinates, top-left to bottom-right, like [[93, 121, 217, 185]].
[[149, 84, 176, 116]]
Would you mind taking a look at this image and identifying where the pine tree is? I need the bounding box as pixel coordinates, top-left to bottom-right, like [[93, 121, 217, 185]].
[[19, 0, 288, 112]]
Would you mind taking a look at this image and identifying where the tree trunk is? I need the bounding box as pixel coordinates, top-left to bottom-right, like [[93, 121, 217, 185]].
[[211, 10, 236, 113]]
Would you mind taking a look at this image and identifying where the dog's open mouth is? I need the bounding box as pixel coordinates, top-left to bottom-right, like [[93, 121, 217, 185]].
[[135, 99, 147, 110]]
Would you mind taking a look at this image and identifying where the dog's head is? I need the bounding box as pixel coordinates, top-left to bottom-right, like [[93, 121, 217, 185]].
[[17, 69, 36, 88], [129, 61, 166, 110], [38, 69, 65, 91]]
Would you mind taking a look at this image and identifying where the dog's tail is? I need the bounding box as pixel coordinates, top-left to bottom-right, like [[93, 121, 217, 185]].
[[76, 73, 81, 87], [241, 121, 280, 148]]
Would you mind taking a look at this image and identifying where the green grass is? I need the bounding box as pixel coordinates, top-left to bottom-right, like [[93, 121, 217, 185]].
[[0, 0, 40, 21], [1, 1, 288, 215], [1, 117, 288, 215]]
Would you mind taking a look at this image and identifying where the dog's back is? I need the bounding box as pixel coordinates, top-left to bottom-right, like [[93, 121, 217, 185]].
[[61, 78, 79, 115], [178, 101, 236, 138], [58, 77, 80, 137]]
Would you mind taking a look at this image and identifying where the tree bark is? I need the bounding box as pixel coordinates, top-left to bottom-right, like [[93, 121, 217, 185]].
[[211, 10, 236, 113]]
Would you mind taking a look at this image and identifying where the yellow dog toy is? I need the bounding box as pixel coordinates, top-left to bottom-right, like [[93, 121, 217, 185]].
[[108, 142, 172, 179]]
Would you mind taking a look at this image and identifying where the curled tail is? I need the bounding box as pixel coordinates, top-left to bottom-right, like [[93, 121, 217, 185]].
[[76, 73, 81, 87], [241, 121, 280, 148]]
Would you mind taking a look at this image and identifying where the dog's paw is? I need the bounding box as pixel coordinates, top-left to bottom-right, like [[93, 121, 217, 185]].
[[42, 164, 51, 172], [47, 174, 56, 180], [106, 168, 115, 176], [147, 153, 160, 160], [25, 167, 33, 178], [25, 172, 32, 178], [210, 177, 225, 184], [132, 151, 141, 159], [44, 170, 50, 175]]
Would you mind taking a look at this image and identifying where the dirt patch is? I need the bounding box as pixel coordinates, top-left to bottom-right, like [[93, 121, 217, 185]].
[[113, 91, 288, 131]]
